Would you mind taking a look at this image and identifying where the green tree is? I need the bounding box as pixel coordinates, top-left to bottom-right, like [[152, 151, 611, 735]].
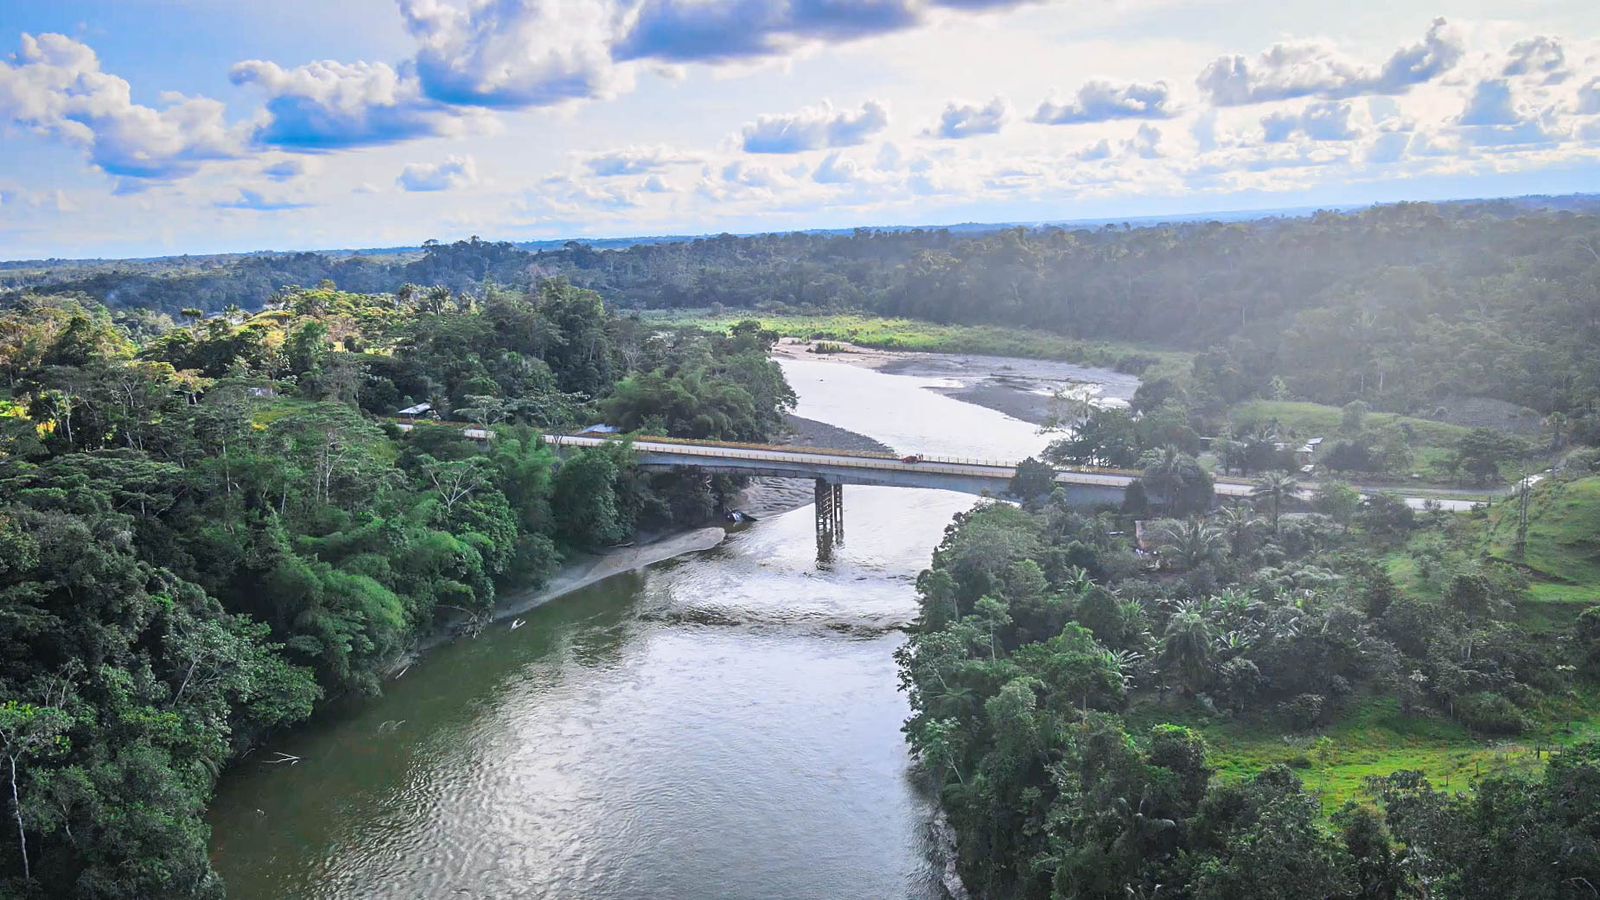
[[1141, 446, 1214, 516], [1160, 603, 1215, 696], [1192, 768, 1354, 899], [1251, 471, 1299, 536], [1152, 518, 1227, 571], [0, 702, 69, 884], [550, 445, 634, 546], [1009, 456, 1056, 504], [1452, 428, 1524, 485], [1312, 481, 1361, 532]]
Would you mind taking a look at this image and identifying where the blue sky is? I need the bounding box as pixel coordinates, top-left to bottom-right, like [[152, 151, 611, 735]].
[[2, 0, 1599, 259]]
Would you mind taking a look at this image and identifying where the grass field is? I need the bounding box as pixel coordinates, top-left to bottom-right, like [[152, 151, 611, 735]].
[[644, 310, 1194, 382], [1131, 691, 1600, 810]]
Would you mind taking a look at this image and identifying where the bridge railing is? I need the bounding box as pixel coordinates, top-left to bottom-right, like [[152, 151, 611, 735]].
[[598, 438, 1022, 471]]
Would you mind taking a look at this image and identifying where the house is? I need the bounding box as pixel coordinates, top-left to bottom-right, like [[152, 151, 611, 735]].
[[1295, 437, 1324, 467], [396, 402, 433, 419]]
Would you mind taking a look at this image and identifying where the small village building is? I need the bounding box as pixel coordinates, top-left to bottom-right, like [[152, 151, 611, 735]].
[[396, 402, 433, 419]]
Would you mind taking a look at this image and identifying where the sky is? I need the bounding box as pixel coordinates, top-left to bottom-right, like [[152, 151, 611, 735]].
[[2, 0, 1599, 259]]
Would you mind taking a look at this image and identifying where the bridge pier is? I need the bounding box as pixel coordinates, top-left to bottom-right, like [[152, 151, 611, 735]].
[[814, 479, 843, 560]]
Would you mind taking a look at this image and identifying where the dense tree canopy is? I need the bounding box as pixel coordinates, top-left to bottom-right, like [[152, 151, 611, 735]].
[[900, 470, 1600, 898], [14, 200, 1600, 429]]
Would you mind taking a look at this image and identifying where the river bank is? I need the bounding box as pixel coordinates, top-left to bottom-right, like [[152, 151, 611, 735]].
[[398, 526, 728, 666]]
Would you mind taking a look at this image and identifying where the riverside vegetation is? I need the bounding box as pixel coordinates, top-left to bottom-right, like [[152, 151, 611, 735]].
[[0, 287, 794, 897], [899, 447, 1600, 898]]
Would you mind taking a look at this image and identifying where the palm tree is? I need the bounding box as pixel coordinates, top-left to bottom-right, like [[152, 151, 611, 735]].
[[1215, 505, 1262, 558], [1238, 423, 1280, 476], [1251, 471, 1300, 536], [1160, 603, 1215, 696], [1153, 518, 1227, 571], [1145, 441, 1203, 512]]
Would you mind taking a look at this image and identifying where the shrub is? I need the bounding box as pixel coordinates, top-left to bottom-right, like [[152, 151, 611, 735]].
[[1455, 691, 1526, 735], [1280, 693, 1326, 731], [1217, 657, 1262, 710], [1576, 606, 1600, 673]]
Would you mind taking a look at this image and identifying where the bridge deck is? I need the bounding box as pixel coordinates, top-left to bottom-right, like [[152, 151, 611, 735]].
[[545, 433, 1257, 499]]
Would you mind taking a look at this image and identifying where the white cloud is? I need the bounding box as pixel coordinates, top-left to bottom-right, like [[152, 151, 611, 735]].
[[397, 154, 480, 191], [584, 145, 698, 176], [261, 157, 313, 181], [0, 33, 245, 179], [215, 188, 311, 211], [741, 100, 889, 153], [1577, 77, 1600, 115], [721, 160, 790, 189], [398, 0, 625, 107], [1454, 80, 1555, 147], [1033, 80, 1176, 125], [1262, 101, 1361, 142], [230, 58, 483, 148], [813, 151, 868, 184], [1197, 18, 1463, 106], [1458, 80, 1521, 127], [1502, 36, 1567, 83], [927, 96, 1009, 139], [1075, 123, 1165, 160], [614, 0, 1045, 64]]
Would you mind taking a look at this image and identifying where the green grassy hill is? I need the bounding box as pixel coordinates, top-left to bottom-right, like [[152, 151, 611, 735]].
[[1230, 399, 1481, 480], [1485, 476, 1600, 607], [1230, 399, 1474, 449]]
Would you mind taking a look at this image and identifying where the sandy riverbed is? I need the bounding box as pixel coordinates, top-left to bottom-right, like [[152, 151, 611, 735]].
[[771, 337, 1138, 426]]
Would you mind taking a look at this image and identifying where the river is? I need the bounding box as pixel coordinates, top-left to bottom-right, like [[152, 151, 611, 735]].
[[206, 353, 1092, 899]]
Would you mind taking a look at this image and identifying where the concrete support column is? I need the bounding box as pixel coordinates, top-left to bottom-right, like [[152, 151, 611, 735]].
[[815, 478, 843, 561]]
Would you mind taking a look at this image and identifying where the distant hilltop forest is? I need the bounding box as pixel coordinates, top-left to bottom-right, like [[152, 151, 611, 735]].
[[6, 195, 1600, 427]]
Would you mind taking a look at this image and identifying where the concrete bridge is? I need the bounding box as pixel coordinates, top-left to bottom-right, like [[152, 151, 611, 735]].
[[545, 433, 1255, 559]]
